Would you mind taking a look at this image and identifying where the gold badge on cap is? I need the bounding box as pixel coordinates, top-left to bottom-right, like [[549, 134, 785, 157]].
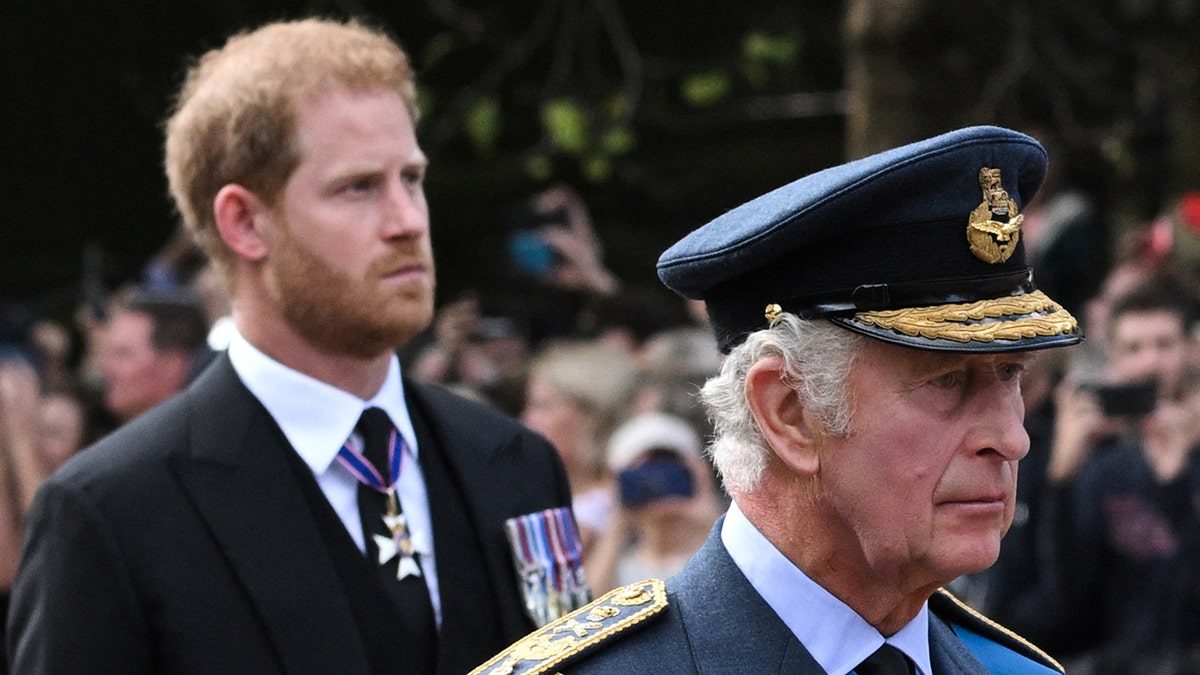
[[967, 167, 1023, 264], [764, 303, 783, 324]]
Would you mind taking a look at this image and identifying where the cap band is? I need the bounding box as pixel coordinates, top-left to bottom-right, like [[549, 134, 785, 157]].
[[780, 269, 1037, 318]]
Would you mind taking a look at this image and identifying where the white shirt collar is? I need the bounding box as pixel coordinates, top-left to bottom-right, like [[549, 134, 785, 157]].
[[721, 502, 932, 675], [226, 328, 419, 474]]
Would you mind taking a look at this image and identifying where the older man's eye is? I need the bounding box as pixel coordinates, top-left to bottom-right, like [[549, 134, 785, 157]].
[[998, 363, 1026, 382], [932, 372, 962, 389]]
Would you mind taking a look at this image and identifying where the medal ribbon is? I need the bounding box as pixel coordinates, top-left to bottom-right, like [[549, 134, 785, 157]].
[[335, 426, 405, 492], [336, 417, 425, 581], [530, 513, 559, 592], [544, 513, 568, 592], [504, 507, 593, 627]]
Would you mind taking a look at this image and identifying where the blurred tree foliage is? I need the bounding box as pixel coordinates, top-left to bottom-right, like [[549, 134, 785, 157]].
[[394, 1, 846, 305], [410, 1, 839, 185], [3, 0, 1198, 322], [844, 0, 1200, 230]]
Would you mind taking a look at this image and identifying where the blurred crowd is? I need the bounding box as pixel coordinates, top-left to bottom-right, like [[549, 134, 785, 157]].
[[4, 176, 1200, 672], [955, 189, 1200, 673]]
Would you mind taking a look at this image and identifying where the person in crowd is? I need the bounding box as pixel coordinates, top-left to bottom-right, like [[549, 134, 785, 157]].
[[0, 355, 90, 674], [1, 378, 93, 524], [1028, 276, 1200, 672], [521, 340, 637, 568], [585, 286, 693, 357], [507, 184, 620, 300], [7, 18, 574, 675], [140, 226, 210, 293], [33, 388, 90, 474], [1063, 226, 1193, 380], [96, 288, 212, 423], [0, 358, 35, 675], [630, 323, 725, 439], [410, 294, 532, 416], [497, 184, 625, 347], [1019, 129, 1107, 320], [28, 319, 75, 393], [1, 358, 40, 615], [474, 126, 1077, 674], [1049, 277, 1198, 487], [188, 262, 236, 352], [585, 411, 721, 594]]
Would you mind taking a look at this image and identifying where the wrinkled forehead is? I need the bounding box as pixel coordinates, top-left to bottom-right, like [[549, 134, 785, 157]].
[[856, 338, 1036, 378]]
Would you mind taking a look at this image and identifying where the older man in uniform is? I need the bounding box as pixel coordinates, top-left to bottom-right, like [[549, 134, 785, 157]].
[[473, 126, 1077, 674]]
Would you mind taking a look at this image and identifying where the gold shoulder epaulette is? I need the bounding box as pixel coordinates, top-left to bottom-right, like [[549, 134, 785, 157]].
[[470, 579, 668, 675]]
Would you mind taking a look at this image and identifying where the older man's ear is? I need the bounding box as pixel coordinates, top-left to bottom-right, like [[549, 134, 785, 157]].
[[744, 355, 823, 477]]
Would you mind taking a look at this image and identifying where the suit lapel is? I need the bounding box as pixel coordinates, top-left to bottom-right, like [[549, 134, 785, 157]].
[[405, 379, 551, 514], [171, 356, 370, 675], [406, 381, 560, 611], [405, 389, 501, 673], [404, 380, 536, 655]]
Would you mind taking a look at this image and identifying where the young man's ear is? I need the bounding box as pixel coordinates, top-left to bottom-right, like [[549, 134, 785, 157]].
[[744, 355, 823, 476], [213, 184, 271, 262]]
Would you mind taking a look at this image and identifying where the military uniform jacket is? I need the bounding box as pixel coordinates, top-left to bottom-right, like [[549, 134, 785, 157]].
[[7, 354, 572, 674], [474, 522, 1064, 674]]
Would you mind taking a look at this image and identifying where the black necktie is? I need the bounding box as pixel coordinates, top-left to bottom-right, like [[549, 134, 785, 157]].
[[356, 407, 438, 670], [854, 643, 914, 675]]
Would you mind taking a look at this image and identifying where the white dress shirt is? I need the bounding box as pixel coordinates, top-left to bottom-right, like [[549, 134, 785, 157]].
[[722, 502, 932, 675], [227, 329, 442, 625]]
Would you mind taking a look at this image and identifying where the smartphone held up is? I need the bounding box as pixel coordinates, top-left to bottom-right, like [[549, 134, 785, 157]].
[[1083, 380, 1159, 418]]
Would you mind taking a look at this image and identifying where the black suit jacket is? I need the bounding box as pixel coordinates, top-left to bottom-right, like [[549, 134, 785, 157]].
[[6, 354, 572, 674]]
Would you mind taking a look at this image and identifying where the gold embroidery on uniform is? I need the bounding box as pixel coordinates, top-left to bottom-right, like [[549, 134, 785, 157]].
[[586, 606, 620, 621], [611, 585, 653, 606], [511, 634, 577, 661], [856, 290, 1077, 343], [967, 167, 1023, 264], [552, 619, 603, 638], [488, 658, 516, 675], [469, 580, 668, 675]]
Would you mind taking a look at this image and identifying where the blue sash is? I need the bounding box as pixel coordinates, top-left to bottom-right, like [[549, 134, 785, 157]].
[[953, 623, 1061, 674]]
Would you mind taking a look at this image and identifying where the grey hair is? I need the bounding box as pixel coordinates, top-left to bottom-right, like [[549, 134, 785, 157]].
[[699, 314, 864, 494]]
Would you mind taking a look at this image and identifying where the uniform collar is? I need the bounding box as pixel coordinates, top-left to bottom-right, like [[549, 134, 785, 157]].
[[721, 502, 932, 675]]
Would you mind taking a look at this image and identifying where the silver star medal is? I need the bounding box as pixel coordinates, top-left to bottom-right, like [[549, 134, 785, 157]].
[[374, 491, 422, 579]]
